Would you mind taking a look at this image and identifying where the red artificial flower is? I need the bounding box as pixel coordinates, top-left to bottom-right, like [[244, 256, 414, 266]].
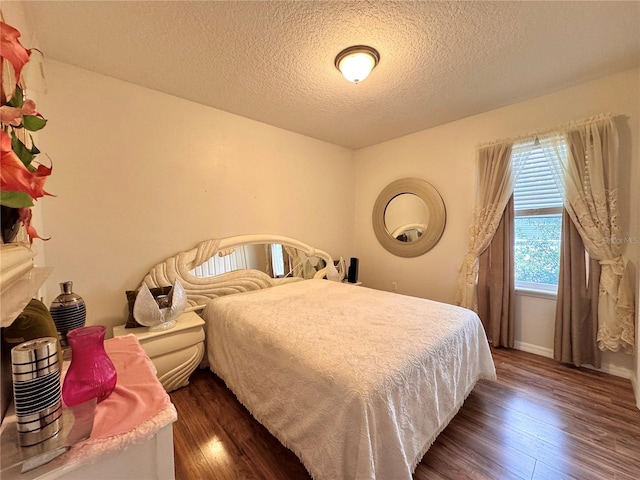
[[18, 207, 49, 243], [1, 21, 52, 243], [0, 130, 52, 200], [1, 21, 31, 82]]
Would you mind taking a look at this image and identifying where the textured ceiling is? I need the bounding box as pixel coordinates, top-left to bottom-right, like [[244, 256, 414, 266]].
[[20, 1, 640, 149]]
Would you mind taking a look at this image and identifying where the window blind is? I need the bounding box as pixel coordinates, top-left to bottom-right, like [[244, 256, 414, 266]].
[[513, 143, 565, 213], [189, 246, 249, 277]]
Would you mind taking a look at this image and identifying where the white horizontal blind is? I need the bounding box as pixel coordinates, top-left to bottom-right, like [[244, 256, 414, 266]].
[[512, 140, 565, 214], [189, 246, 249, 278]]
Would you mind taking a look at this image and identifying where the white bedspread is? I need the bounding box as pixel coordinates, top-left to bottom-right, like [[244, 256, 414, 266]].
[[204, 279, 496, 480]]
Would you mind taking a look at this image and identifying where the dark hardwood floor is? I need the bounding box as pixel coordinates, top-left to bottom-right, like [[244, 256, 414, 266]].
[[170, 348, 640, 480]]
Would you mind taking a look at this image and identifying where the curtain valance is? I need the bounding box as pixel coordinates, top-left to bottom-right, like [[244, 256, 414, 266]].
[[476, 113, 614, 150]]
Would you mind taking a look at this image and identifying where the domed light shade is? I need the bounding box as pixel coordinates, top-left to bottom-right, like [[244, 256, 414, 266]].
[[335, 45, 380, 84]]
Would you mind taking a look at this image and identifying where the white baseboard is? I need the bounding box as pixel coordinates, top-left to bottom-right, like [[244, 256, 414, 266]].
[[595, 363, 633, 380], [513, 341, 553, 359], [513, 341, 634, 381], [632, 376, 640, 410]]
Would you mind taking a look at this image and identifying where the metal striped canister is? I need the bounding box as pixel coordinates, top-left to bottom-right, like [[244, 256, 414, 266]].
[[11, 337, 62, 446]]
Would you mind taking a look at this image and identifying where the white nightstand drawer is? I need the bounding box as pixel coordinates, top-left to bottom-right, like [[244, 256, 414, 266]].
[[113, 311, 205, 392]]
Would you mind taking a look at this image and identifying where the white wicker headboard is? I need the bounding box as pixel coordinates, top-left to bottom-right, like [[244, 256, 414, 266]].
[[141, 234, 335, 310]]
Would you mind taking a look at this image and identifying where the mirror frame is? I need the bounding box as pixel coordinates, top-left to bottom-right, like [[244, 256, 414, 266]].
[[372, 178, 446, 258]]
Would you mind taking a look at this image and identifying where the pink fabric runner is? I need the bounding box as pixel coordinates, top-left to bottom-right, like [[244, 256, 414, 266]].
[[89, 334, 174, 439], [50, 334, 177, 469]]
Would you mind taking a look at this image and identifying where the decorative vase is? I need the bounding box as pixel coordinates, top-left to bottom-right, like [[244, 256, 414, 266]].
[[50, 281, 86, 349], [11, 337, 62, 446], [1, 205, 21, 244], [62, 325, 117, 406]]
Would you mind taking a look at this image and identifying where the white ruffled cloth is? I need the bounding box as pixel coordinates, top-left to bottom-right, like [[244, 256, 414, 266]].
[[205, 280, 496, 480]]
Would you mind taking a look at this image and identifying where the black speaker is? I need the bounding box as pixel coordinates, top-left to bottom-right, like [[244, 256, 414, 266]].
[[347, 257, 359, 283]]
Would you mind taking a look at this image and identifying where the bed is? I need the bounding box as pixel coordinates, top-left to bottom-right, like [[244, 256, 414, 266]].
[[141, 234, 496, 480]]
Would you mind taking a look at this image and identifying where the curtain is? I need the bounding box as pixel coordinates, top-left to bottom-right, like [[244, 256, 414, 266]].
[[554, 209, 601, 367], [264, 244, 297, 278], [477, 196, 515, 347], [282, 247, 295, 277], [284, 246, 303, 278], [264, 244, 275, 277], [545, 116, 634, 352], [457, 142, 514, 311]]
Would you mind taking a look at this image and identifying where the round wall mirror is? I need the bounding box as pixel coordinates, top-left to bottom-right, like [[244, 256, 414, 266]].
[[372, 178, 446, 257], [384, 193, 429, 243]]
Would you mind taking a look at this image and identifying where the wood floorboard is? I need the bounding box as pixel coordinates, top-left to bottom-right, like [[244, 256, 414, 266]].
[[434, 407, 537, 479], [452, 395, 616, 480], [170, 348, 640, 479], [614, 470, 638, 480], [530, 461, 576, 480], [461, 389, 636, 477]]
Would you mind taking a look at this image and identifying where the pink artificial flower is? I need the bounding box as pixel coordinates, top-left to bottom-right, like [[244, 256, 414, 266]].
[[0, 129, 52, 200], [0, 99, 38, 126], [18, 207, 49, 243]]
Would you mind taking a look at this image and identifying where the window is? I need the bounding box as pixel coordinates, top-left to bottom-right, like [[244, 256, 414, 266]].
[[512, 138, 566, 292], [270, 243, 286, 277]]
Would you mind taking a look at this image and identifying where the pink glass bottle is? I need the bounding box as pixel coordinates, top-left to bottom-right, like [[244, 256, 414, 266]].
[[62, 325, 117, 406]]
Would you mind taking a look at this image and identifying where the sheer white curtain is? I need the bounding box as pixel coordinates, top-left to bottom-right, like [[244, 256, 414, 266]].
[[284, 245, 303, 278], [457, 142, 516, 310], [542, 116, 634, 352]]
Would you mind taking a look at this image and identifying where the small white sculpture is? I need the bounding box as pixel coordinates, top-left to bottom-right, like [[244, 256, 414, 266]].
[[133, 280, 188, 331], [337, 257, 346, 281], [326, 256, 346, 282]]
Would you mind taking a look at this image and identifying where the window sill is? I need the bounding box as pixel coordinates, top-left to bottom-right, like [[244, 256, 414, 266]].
[[515, 287, 557, 300]]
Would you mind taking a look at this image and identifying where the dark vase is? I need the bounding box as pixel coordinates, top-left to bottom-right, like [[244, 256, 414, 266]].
[[49, 281, 87, 349], [1, 206, 21, 243]]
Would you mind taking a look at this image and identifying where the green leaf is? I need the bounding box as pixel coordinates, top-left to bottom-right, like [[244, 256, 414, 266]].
[[28, 135, 40, 155], [7, 85, 24, 108], [10, 132, 35, 167], [23, 115, 47, 132], [0, 191, 33, 208]]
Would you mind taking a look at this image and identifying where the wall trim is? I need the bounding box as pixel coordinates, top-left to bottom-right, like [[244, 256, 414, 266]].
[[514, 341, 553, 359], [594, 363, 633, 380], [513, 341, 634, 381], [515, 287, 557, 301], [632, 376, 640, 410]]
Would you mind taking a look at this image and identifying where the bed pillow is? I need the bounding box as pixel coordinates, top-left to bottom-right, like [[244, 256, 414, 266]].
[[125, 286, 172, 328]]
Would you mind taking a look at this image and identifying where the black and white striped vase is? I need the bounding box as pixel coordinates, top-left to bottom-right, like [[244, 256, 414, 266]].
[[49, 281, 86, 349]]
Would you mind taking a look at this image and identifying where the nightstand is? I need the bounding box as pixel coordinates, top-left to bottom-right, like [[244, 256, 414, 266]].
[[113, 311, 205, 392]]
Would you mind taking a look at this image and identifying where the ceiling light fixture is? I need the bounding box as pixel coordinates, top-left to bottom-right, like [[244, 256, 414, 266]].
[[334, 45, 380, 84]]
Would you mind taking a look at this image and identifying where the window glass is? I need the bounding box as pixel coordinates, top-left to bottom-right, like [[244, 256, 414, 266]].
[[514, 214, 562, 287]]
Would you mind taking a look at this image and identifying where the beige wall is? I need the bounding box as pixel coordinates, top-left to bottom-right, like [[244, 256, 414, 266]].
[[353, 68, 640, 379], [37, 61, 354, 333]]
